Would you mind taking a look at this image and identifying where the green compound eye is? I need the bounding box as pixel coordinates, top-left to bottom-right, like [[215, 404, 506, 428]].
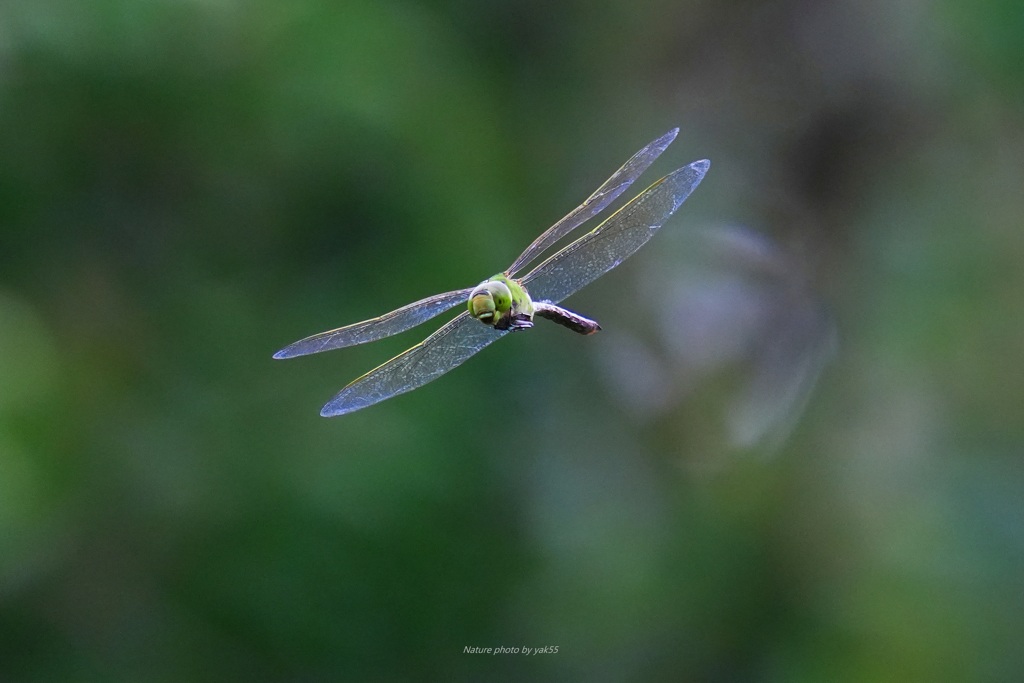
[[468, 291, 496, 322], [487, 281, 512, 312], [468, 280, 513, 324]]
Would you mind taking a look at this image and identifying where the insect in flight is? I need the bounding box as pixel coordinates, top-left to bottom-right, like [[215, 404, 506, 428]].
[[274, 129, 709, 416]]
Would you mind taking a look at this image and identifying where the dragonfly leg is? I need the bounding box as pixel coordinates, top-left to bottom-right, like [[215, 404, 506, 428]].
[[534, 302, 601, 335], [497, 312, 534, 332]]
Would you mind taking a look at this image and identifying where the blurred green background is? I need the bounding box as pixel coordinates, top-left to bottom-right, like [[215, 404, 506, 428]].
[[1, 0, 1022, 680]]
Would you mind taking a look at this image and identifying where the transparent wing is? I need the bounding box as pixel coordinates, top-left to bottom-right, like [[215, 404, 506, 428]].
[[522, 160, 710, 304], [273, 288, 472, 359], [320, 312, 507, 416], [505, 128, 679, 277]]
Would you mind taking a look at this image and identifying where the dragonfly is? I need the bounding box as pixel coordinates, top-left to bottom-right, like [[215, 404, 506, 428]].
[[274, 128, 709, 416]]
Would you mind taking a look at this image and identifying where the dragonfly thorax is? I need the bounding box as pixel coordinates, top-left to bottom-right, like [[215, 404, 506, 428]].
[[468, 274, 535, 331]]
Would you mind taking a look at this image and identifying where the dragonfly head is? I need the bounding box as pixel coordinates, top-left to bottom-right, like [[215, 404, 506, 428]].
[[468, 279, 513, 327]]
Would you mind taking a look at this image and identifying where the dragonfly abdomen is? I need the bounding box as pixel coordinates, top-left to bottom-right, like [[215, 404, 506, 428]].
[[533, 302, 601, 335]]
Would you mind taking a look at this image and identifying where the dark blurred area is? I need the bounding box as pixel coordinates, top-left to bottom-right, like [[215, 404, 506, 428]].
[[1, 0, 1022, 680]]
